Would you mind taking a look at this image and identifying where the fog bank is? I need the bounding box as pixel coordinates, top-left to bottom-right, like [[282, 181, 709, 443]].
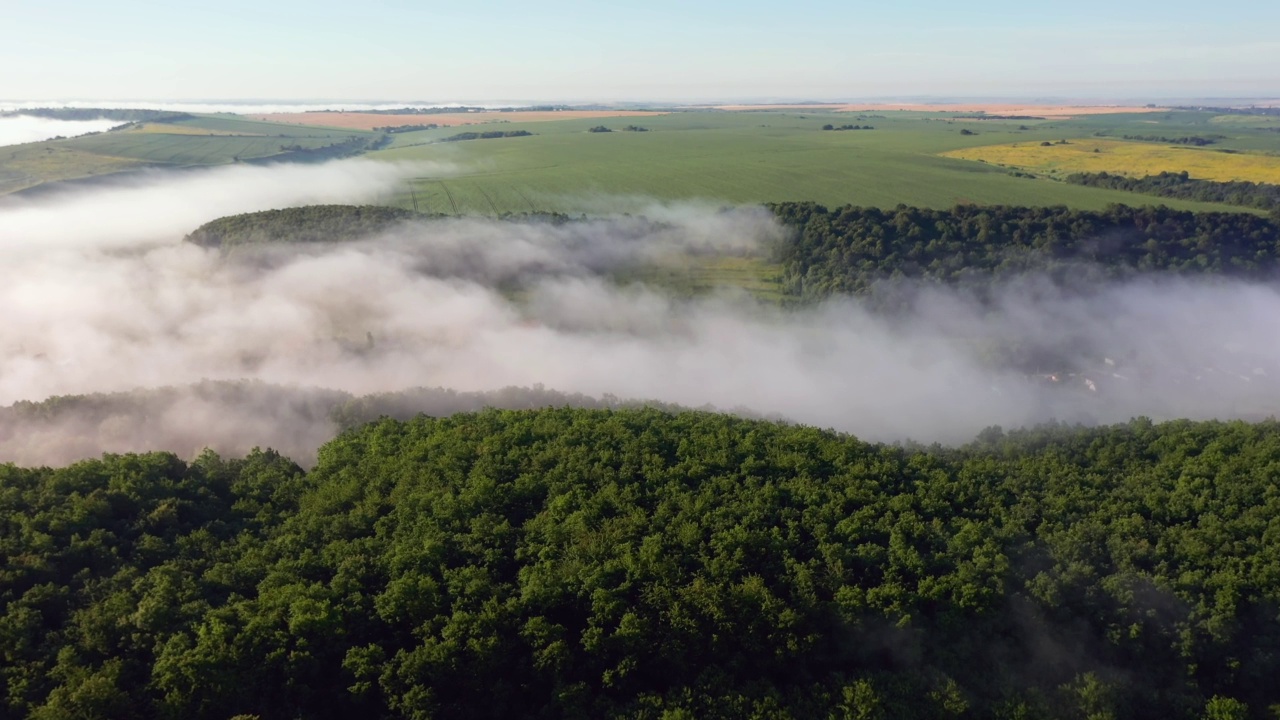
[[3, 161, 1280, 466], [0, 115, 125, 147], [0, 158, 445, 251]]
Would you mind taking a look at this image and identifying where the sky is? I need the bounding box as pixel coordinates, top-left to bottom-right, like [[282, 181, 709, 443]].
[[1, 0, 1277, 102]]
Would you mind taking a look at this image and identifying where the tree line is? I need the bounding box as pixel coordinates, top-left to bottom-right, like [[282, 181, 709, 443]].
[[3, 408, 1280, 718], [184, 205, 422, 248], [376, 123, 440, 133], [1065, 171, 1280, 212], [765, 201, 1280, 300], [1103, 134, 1220, 146], [440, 130, 534, 142]]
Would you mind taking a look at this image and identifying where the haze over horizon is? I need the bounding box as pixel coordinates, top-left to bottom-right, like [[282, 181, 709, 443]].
[[4, 0, 1277, 102]]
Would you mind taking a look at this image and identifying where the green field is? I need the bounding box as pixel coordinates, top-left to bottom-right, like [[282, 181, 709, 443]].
[[361, 110, 1280, 215]]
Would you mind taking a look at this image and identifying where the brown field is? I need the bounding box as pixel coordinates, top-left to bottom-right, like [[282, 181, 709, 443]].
[[246, 110, 670, 130], [703, 103, 1169, 119]]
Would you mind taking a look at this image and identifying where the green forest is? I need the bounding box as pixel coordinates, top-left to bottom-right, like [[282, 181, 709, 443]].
[[4, 408, 1280, 719], [181, 202, 1280, 304], [767, 202, 1280, 300], [185, 205, 423, 248], [1065, 172, 1280, 213]]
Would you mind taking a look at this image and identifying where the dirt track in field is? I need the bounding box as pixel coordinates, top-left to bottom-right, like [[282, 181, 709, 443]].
[[247, 110, 669, 130]]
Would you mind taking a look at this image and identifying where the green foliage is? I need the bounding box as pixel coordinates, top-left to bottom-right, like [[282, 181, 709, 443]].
[[0, 449, 305, 718], [766, 201, 1280, 300], [440, 130, 535, 142], [5, 409, 1280, 718], [1110, 134, 1220, 146], [183, 204, 424, 248], [1066, 171, 1280, 211]]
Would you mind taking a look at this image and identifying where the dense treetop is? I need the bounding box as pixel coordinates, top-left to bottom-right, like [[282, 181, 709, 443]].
[[1065, 171, 1280, 212], [766, 201, 1280, 300], [4, 408, 1280, 718], [184, 205, 424, 248], [440, 130, 535, 142], [182, 202, 1280, 304]]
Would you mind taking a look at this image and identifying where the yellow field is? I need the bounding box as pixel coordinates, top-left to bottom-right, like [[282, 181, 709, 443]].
[[941, 139, 1280, 184], [123, 123, 261, 136]]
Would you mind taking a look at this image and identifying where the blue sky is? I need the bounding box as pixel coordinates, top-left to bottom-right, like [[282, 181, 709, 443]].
[[3, 0, 1276, 101]]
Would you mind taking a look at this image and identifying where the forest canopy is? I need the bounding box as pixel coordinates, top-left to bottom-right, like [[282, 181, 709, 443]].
[[1065, 171, 1280, 212], [766, 201, 1280, 300], [182, 202, 1280, 301], [184, 204, 424, 248], [3, 408, 1280, 718]]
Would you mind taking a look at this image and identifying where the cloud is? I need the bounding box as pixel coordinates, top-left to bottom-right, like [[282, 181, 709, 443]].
[[0, 115, 125, 147], [2, 161, 1280, 467], [0, 158, 449, 252]]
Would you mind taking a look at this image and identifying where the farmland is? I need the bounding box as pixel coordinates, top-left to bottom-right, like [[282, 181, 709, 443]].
[[0, 114, 377, 194], [248, 109, 670, 130], [5, 106, 1280, 212], [942, 138, 1280, 184], [362, 109, 1277, 215], [0, 145, 146, 195]]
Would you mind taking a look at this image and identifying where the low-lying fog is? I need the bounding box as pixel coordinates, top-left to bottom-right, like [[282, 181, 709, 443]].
[[2, 158, 1279, 466], [0, 115, 126, 147]]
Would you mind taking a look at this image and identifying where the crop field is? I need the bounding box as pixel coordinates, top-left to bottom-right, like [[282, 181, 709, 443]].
[[0, 145, 145, 194], [62, 115, 372, 166], [250, 110, 671, 130], [7, 107, 1280, 209], [1208, 114, 1280, 127], [366, 110, 1272, 215], [63, 131, 361, 166], [941, 139, 1280, 184], [0, 115, 375, 194], [121, 123, 264, 136]]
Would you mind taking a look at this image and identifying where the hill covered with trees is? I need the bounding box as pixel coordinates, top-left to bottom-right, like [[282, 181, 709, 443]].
[[184, 205, 425, 249], [3, 408, 1280, 718]]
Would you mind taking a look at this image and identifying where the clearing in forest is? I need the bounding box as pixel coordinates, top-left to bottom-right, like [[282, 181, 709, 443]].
[[941, 139, 1280, 183]]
